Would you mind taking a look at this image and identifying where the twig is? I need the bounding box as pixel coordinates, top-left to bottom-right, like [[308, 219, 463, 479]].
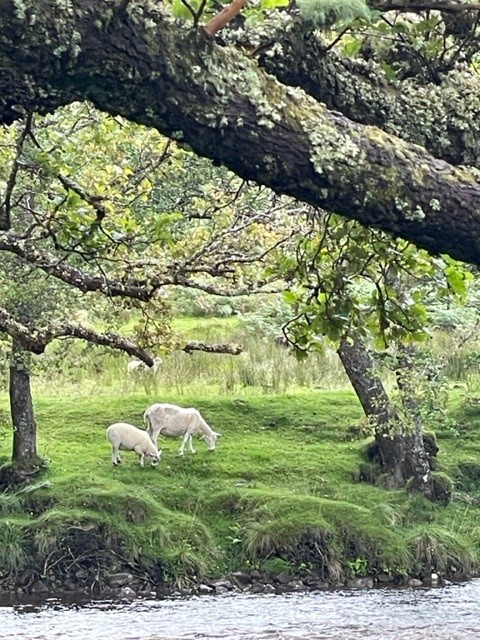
[[203, 0, 247, 36], [0, 113, 33, 230]]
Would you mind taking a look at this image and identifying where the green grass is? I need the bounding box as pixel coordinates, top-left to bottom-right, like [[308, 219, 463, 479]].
[[2, 387, 480, 586], [172, 315, 240, 337], [29, 314, 349, 397], [2, 316, 480, 586]]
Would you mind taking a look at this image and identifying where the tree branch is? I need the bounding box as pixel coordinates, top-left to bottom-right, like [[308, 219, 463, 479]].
[[254, 19, 480, 169], [1, 2, 480, 263], [0, 306, 154, 364], [183, 340, 243, 354], [0, 112, 33, 230], [204, 0, 247, 36], [0, 305, 243, 360], [0, 233, 163, 300], [38, 323, 155, 364], [374, 0, 480, 11]]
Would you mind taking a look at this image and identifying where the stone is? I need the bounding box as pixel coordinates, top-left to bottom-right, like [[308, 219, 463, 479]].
[[284, 580, 308, 592], [215, 586, 229, 595], [198, 584, 214, 594], [107, 573, 134, 588], [29, 580, 49, 594], [274, 572, 292, 584], [63, 579, 77, 591], [408, 578, 423, 587], [346, 578, 374, 588], [377, 572, 391, 583], [210, 579, 234, 591], [251, 583, 266, 594], [119, 586, 136, 598], [309, 580, 329, 590], [262, 584, 276, 594], [230, 571, 252, 586]]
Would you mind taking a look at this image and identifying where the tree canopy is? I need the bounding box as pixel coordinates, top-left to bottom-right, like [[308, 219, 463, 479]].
[[1, 0, 480, 264]]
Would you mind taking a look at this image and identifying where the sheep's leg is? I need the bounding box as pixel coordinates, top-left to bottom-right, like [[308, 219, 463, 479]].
[[148, 430, 158, 448], [146, 423, 159, 448], [134, 445, 145, 467], [112, 446, 121, 465], [188, 435, 196, 454], [179, 432, 190, 456]]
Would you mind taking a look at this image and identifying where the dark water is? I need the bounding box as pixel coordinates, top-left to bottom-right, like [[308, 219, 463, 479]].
[[2, 581, 480, 640]]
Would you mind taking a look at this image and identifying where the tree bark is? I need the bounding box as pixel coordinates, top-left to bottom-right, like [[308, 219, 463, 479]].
[[337, 336, 433, 494], [10, 338, 39, 465], [1, 2, 480, 263], [393, 345, 434, 495], [256, 22, 480, 169]]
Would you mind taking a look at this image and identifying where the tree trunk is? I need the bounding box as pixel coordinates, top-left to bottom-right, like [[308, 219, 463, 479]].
[[393, 344, 434, 495], [10, 338, 39, 465], [337, 336, 434, 495]]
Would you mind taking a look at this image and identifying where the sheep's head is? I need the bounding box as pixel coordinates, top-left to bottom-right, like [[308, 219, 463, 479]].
[[203, 431, 221, 451], [149, 449, 162, 467]]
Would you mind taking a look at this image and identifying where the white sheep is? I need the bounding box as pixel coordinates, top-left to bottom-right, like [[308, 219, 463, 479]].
[[126, 357, 163, 392], [106, 422, 162, 467], [127, 356, 163, 377], [144, 403, 221, 456]]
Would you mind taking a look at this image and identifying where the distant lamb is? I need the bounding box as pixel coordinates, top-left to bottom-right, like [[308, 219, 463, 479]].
[[127, 356, 163, 377], [144, 403, 221, 456], [106, 422, 162, 467]]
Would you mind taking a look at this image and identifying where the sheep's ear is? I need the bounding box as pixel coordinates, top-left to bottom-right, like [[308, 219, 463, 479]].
[[213, 431, 221, 437]]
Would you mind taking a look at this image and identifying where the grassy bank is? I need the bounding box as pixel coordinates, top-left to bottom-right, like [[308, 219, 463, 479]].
[[1, 389, 480, 592]]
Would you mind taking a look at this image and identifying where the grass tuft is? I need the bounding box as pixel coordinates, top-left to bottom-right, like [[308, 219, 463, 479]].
[[0, 519, 30, 574], [407, 524, 476, 576]]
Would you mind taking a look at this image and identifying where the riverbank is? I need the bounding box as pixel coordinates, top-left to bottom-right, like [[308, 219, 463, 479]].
[[0, 559, 457, 601], [1, 390, 480, 598]]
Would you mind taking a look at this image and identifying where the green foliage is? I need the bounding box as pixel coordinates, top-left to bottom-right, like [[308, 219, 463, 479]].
[[297, 0, 371, 29], [171, 0, 198, 19], [431, 472, 454, 506], [347, 556, 368, 577], [171, 289, 238, 318], [261, 557, 292, 574], [277, 215, 474, 350], [261, 0, 290, 9], [162, 540, 211, 586], [0, 104, 297, 374], [342, 12, 464, 82], [342, 36, 363, 57]]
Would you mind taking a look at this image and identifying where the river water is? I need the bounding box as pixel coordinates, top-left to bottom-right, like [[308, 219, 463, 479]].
[[2, 580, 480, 640]]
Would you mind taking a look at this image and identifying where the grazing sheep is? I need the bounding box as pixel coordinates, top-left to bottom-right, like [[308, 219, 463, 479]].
[[144, 403, 221, 456], [127, 356, 163, 377], [126, 357, 163, 392], [106, 422, 162, 467]]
